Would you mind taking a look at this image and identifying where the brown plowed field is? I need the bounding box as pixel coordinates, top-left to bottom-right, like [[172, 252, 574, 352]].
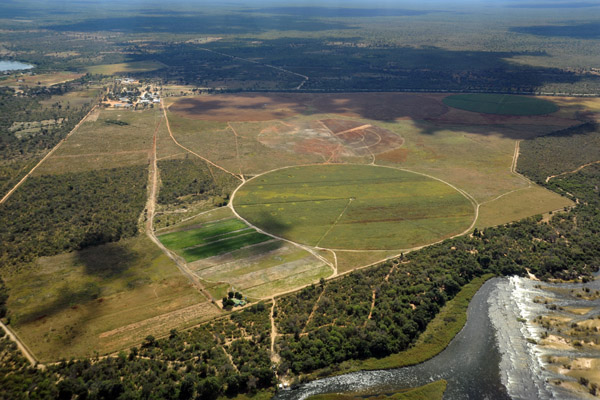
[[258, 119, 404, 159], [169, 93, 449, 122]]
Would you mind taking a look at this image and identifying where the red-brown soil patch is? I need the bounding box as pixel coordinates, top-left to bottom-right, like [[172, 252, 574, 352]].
[[169, 93, 449, 122], [377, 148, 409, 163], [258, 119, 404, 159]]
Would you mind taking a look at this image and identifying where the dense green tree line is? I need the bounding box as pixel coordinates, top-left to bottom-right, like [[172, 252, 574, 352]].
[[0, 303, 274, 400], [517, 122, 600, 183], [0, 166, 147, 269], [157, 158, 238, 206]]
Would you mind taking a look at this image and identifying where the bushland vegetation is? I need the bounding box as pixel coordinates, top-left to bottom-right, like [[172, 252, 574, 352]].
[[0, 166, 147, 269], [517, 122, 600, 183], [0, 303, 274, 400], [157, 158, 238, 206]]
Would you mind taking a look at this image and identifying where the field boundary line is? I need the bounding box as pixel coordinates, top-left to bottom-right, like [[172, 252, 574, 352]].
[[228, 122, 245, 180], [161, 104, 243, 181], [315, 197, 353, 248], [155, 209, 232, 233], [180, 228, 257, 251], [0, 105, 97, 205]]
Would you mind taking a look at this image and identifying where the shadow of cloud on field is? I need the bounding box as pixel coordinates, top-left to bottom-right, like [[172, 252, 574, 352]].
[[511, 22, 600, 39], [43, 15, 354, 34], [16, 282, 102, 326], [75, 241, 139, 279]]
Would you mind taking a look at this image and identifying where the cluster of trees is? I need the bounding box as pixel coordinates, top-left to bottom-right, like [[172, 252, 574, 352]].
[[517, 122, 600, 183], [0, 166, 147, 268], [0, 303, 274, 400], [0, 84, 96, 161], [157, 158, 238, 206], [222, 291, 245, 309]]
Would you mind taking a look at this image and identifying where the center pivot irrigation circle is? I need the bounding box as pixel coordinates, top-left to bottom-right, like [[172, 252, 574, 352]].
[[232, 164, 475, 251]]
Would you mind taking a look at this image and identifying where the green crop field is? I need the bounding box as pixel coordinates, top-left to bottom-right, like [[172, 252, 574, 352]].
[[233, 164, 475, 250], [159, 210, 331, 299], [158, 218, 250, 250], [85, 61, 167, 75], [158, 218, 272, 262], [442, 94, 559, 116], [180, 231, 272, 262]]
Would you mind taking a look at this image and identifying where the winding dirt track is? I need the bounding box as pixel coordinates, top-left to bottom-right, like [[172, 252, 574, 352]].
[[146, 108, 217, 304], [545, 160, 600, 183]]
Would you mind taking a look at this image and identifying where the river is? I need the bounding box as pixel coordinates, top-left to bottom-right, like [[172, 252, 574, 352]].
[[275, 276, 599, 400], [0, 60, 34, 72]]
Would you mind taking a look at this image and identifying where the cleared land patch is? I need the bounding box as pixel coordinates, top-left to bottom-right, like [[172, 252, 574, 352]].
[[4, 236, 210, 361], [443, 94, 559, 116], [34, 109, 158, 175], [85, 61, 167, 75], [258, 119, 404, 162], [159, 213, 331, 299], [233, 164, 475, 250]]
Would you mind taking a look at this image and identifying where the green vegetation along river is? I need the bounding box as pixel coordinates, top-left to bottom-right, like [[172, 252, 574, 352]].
[[276, 275, 600, 400]]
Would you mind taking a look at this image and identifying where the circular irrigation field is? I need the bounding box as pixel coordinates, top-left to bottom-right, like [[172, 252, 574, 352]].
[[443, 94, 559, 116], [232, 165, 475, 250]]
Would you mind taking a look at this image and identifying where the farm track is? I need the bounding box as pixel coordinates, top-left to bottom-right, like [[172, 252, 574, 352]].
[[0, 105, 98, 205], [270, 300, 280, 365], [145, 110, 218, 305], [161, 104, 243, 181], [0, 320, 41, 368], [198, 47, 309, 90], [302, 287, 326, 334], [545, 160, 600, 183]]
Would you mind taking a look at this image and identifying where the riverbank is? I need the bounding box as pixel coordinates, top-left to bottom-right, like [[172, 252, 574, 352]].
[[301, 274, 494, 381], [274, 277, 509, 400]]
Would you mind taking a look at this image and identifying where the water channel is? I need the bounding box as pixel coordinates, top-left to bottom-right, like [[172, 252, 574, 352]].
[[275, 276, 599, 400]]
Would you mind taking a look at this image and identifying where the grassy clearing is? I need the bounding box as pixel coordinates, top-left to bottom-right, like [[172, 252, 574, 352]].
[[39, 89, 100, 110], [4, 236, 210, 361], [307, 380, 447, 400], [85, 61, 167, 75], [443, 94, 558, 115], [335, 250, 400, 274], [34, 109, 159, 175], [234, 164, 474, 250], [476, 186, 573, 228]]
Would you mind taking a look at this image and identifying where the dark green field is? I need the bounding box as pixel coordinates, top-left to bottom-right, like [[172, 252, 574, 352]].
[[158, 218, 272, 262], [443, 94, 559, 115], [233, 165, 475, 250]]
